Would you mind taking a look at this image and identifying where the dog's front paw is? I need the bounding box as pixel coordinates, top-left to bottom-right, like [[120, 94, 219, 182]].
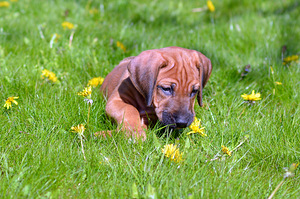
[[94, 130, 112, 138], [126, 129, 146, 142], [94, 129, 146, 141]]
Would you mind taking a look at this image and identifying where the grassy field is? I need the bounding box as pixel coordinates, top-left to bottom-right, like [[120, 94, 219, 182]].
[[1, 0, 300, 198]]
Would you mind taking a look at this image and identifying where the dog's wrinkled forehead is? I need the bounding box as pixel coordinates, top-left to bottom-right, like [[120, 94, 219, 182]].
[[156, 49, 200, 85], [159, 47, 201, 65]]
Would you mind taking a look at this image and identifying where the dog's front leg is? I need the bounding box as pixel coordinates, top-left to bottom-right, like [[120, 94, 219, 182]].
[[104, 97, 147, 140]]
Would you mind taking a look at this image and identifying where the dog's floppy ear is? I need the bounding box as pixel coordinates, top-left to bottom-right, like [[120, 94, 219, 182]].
[[127, 51, 167, 107], [195, 52, 212, 107]]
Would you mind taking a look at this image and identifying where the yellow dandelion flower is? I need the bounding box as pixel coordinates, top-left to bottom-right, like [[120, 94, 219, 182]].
[[207, 0, 215, 12], [77, 86, 92, 98], [62, 21, 75, 30], [275, 82, 282, 85], [87, 77, 104, 87], [4, 96, 19, 109], [41, 69, 58, 83], [283, 55, 299, 63], [187, 117, 207, 137], [116, 41, 126, 52], [89, 8, 99, 15], [41, 69, 50, 78], [221, 145, 231, 156], [241, 90, 261, 101], [71, 124, 85, 136], [162, 144, 183, 163], [48, 72, 57, 82], [0, 1, 9, 7]]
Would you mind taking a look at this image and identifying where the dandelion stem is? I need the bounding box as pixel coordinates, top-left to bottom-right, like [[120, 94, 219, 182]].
[[38, 25, 45, 40], [69, 30, 75, 47], [192, 7, 207, 12], [207, 135, 249, 162], [232, 136, 248, 152], [50, 34, 56, 49], [87, 103, 91, 128], [80, 136, 86, 161], [268, 179, 285, 199], [206, 154, 221, 162]]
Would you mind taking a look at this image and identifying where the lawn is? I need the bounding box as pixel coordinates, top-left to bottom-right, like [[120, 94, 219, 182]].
[[1, 0, 299, 198]]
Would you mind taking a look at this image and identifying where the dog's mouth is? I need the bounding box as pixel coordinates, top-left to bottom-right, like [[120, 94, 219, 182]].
[[163, 123, 189, 129], [163, 123, 177, 129], [161, 111, 193, 129]]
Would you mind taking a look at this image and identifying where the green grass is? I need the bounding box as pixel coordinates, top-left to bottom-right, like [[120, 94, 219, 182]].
[[1, 0, 300, 198]]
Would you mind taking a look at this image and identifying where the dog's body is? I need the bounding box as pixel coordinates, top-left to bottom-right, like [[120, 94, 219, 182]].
[[100, 47, 212, 140]]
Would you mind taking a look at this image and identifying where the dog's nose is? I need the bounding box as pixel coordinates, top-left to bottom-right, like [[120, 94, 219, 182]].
[[174, 113, 194, 128], [176, 118, 188, 128], [176, 122, 188, 128]]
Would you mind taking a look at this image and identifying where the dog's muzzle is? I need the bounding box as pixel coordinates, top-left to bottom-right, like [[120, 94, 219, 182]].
[[162, 111, 194, 129]]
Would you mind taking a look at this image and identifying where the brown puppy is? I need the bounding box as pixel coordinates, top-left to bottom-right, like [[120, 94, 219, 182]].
[[100, 46, 212, 140]]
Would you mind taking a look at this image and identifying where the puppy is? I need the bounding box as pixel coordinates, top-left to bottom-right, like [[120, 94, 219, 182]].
[[99, 47, 212, 140]]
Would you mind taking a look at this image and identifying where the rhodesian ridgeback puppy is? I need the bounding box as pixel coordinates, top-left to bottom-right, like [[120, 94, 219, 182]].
[[99, 46, 212, 140]]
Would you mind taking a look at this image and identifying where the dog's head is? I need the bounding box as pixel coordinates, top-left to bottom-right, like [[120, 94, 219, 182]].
[[128, 47, 212, 128]]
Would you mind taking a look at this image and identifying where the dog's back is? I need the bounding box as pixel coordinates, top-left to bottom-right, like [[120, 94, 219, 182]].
[[100, 56, 135, 99]]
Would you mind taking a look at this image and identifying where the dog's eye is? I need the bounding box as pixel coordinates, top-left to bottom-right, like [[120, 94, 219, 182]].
[[190, 88, 199, 97], [158, 86, 173, 95]]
